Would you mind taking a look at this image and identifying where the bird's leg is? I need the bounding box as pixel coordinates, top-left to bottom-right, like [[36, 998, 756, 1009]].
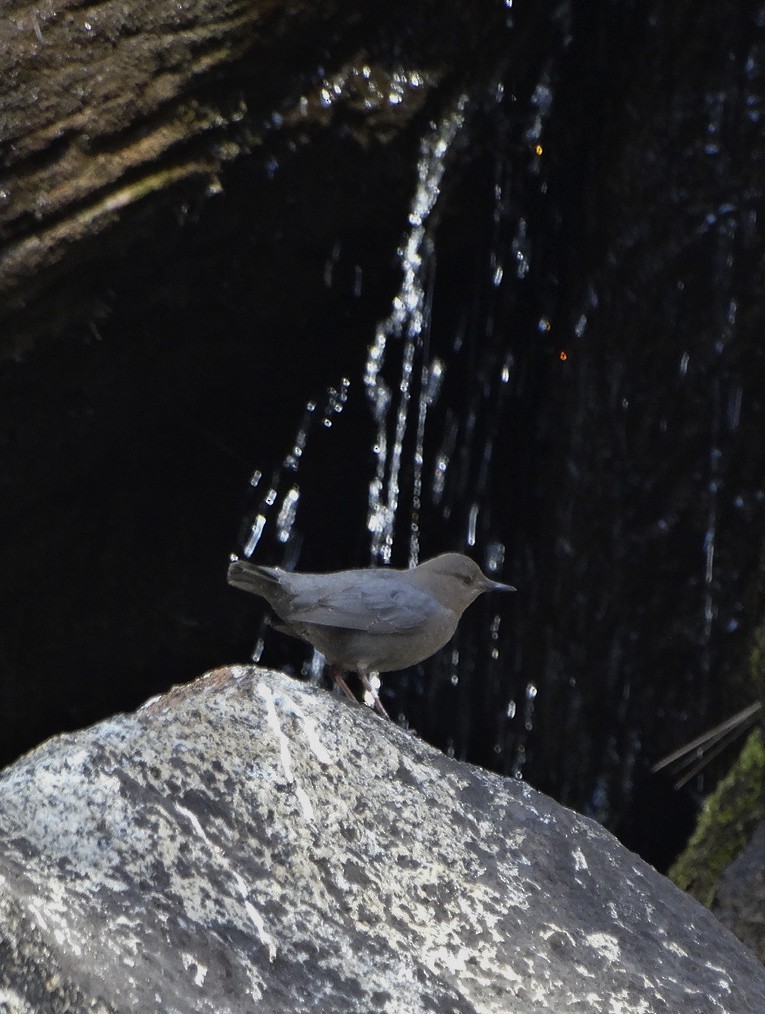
[[327, 663, 390, 720], [357, 666, 390, 720], [328, 664, 358, 705]]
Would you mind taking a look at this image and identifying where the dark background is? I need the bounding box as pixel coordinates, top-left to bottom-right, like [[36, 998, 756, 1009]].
[[2, 0, 764, 874]]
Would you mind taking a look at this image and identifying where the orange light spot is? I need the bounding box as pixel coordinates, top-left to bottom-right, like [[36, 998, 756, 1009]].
[[535, 144, 543, 156], [559, 350, 568, 362]]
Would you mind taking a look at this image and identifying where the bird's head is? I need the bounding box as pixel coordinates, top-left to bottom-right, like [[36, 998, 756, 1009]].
[[412, 553, 516, 613]]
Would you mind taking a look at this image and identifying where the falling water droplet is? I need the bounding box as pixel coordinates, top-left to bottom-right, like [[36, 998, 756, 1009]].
[[467, 502, 479, 546], [243, 515, 266, 556], [276, 487, 300, 544]]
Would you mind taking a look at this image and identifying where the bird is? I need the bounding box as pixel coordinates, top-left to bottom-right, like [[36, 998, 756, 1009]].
[[227, 552, 516, 718]]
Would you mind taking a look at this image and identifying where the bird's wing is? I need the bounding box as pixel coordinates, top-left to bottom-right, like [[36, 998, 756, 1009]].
[[284, 578, 440, 633]]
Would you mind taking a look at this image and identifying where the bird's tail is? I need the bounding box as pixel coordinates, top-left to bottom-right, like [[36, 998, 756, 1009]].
[[227, 557, 281, 596]]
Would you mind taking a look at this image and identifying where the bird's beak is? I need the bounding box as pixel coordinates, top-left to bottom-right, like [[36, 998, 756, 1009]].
[[488, 579, 516, 592]]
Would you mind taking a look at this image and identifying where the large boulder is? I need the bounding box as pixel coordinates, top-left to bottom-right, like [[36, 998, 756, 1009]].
[[1, 665, 763, 1012]]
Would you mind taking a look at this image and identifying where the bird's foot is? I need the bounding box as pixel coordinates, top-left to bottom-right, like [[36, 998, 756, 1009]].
[[358, 669, 390, 720], [327, 664, 390, 720]]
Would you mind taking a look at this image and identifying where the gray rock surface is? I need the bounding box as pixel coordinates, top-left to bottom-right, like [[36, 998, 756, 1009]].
[[1, 665, 764, 1013], [713, 819, 765, 965]]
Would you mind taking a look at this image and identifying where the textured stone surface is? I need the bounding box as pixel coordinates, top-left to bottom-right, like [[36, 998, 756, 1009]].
[[1, 665, 764, 1012], [713, 819, 765, 965]]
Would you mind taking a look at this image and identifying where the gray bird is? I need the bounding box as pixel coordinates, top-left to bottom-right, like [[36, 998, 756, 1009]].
[[227, 552, 516, 718]]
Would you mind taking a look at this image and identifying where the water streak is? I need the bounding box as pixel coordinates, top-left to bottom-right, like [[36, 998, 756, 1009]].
[[365, 96, 468, 566], [238, 380, 350, 560]]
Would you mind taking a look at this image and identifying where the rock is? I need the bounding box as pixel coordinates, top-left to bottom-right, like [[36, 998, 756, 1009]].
[[0, 665, 763, 1012], [713, 819, 765, 965], [0, 0, 496, 353]]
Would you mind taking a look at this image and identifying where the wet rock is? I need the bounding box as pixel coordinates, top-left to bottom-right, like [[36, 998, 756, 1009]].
[[0, 665, 763, 1012]]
